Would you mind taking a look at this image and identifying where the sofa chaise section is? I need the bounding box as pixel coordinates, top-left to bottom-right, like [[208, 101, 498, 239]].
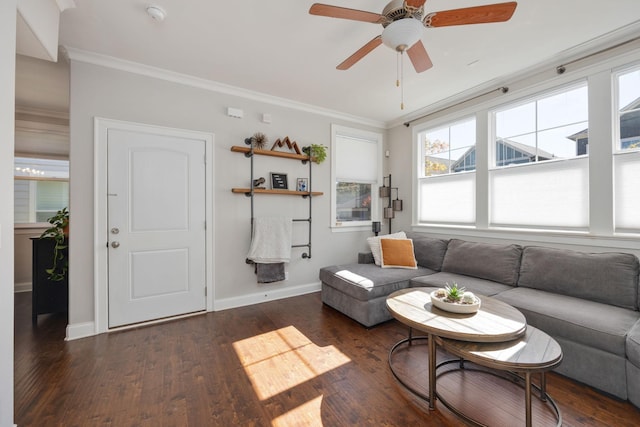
[[320, 234, 448, 327], [320, 263, 434, 327]]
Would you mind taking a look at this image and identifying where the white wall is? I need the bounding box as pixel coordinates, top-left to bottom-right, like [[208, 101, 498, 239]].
[[68, 59, 383, 331], [1, 1, 17, 425]]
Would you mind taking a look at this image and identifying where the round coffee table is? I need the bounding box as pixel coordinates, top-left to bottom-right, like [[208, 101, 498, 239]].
[[386, 287, 562, 426]]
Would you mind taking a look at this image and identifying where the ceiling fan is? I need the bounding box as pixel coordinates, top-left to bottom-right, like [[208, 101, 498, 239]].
[[309, 0, 518, 73]]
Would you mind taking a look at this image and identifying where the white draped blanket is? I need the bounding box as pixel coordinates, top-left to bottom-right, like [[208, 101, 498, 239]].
[[246, 217, 292, 263]]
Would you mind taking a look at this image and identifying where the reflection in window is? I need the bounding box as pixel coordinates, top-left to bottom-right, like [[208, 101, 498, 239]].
[[14, 157, 69, 224]]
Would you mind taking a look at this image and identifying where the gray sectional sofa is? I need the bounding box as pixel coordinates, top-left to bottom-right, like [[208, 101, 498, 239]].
[[319, 232, 640, 407]]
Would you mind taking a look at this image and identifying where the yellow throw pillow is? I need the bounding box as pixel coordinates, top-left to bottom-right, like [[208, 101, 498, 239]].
[[380, 238, 417, 269]]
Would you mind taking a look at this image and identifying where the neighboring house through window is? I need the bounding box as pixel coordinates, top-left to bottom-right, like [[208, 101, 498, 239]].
[[614, 65, 640, 232]]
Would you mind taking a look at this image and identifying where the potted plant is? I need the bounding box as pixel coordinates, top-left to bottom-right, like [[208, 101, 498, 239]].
[[39, 207, 69, 281], [302, 144, 328, 164]]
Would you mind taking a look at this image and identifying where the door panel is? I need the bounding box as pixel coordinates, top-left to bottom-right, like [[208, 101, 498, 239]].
[[107, 128, 206, 328]]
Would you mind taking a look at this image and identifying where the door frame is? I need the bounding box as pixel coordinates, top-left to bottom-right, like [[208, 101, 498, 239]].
[[94, 117, 215, 334]]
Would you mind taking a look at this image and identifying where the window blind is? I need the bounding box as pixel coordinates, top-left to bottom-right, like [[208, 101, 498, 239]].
[[418, 173, 476, 224], [490, 157, 589, 229], [614, 152, 640, 231]]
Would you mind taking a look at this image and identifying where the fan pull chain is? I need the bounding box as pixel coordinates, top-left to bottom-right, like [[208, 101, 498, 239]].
[[395, 51, 405, 110], [401, 51, 405, 110], [396, 51, 400, 88]]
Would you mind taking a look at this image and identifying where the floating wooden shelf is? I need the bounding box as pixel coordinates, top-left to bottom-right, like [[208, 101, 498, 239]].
[[231, 140, 320, 259], [230, 145, 310, 162], [231, 188, 323, 196]]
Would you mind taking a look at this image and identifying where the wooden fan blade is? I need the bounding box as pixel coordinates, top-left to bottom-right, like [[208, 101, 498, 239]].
[[309, 3, 386, 24], [425, 2, 517, 27], [407, 40, 433, 73], [405, 0, 427, 8], [337, 36, 382, 70]]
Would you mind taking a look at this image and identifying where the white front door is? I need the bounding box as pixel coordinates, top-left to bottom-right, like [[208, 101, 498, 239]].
[[107, 128, 206, 328]]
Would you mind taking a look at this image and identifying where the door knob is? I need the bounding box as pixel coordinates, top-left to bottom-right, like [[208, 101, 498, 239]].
[[111, 227, 120, 234], [111, 241, 120, 248]]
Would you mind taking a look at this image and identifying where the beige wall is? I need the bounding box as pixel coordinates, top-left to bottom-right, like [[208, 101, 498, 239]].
[[68, 60, 384, 331], [1, 1, 17, 424]]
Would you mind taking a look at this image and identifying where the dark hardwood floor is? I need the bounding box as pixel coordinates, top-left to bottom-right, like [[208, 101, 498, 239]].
[[15, 291, 640, 426]]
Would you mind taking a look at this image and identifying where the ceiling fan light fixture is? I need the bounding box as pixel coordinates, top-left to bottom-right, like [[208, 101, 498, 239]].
[[381, 18, 423, 52]]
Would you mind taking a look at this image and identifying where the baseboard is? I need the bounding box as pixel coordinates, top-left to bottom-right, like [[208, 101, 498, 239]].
[[14, 282, 32, 293], [65, 283, 320, 338], [213, 281, 321, 311], [66, 321, 96, 341]]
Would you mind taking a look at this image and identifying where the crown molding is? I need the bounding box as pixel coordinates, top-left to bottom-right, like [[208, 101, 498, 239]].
[[62, 46, 386, 129]]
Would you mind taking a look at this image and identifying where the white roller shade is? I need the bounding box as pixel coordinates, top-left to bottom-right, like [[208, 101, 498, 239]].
[[418, 173, 475, 224], [335, 135, 378, 182], [490, 157, 589, 229], [615, 152, 640, 232]]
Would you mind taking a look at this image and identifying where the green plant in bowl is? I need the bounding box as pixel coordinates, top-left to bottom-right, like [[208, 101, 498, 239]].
[[444, 283, 466, 303]]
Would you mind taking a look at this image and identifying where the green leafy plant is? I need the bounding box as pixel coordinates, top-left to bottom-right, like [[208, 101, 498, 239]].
[[444, 283, 466, 303], [39, 207, 69, 282], [302, 144, 327, 164]]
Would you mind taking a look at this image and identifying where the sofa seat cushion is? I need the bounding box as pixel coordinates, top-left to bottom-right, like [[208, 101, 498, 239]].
[[496, 287, 640, 357], [627, 320, 640, 367], [410, 272, 513, 296], [518, 246, 639, 310], [441, 239, 522, 286], [319, 264, 434, 302]]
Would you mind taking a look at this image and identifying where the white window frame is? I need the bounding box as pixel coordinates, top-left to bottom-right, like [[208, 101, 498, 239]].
[[414, 116, 477, 227], [488, 81, 590, 231], [613, 63, 640, 233], [330, 124, 383, 232], [491, 80, 589, 167]]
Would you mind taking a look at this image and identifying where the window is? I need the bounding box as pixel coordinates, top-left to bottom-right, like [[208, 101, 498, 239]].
[[331, 125, 382, 229], [416, 118, 476, 225], [494, 83, 588, 164], [614, 65, 640, 232], [489, 83, 589, 230], [419, 118, 476, 176], [14, 157, 69, 224], [616, 66, 640, 151]]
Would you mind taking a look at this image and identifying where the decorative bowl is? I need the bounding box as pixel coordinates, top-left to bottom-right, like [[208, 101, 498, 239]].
[[430, 290, 481, 314]]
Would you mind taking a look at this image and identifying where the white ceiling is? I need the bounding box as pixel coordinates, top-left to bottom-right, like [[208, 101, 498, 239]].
[[28, 1, 640, 125]]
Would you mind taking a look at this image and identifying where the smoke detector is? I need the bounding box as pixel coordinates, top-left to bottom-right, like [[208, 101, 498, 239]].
[[146, 5, 166, 22]]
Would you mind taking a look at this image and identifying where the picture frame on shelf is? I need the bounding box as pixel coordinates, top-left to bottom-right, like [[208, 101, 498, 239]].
[[296, 178, 308, 192], [270, 173, 288, 190]]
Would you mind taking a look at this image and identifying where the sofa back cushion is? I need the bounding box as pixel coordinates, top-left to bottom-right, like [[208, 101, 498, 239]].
[[441, 239, 522, 286], [518, 246, 639, 310], [405, 232, 448, 271]]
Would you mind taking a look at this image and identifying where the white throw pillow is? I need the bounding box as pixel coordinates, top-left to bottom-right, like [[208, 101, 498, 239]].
[[366, 231, 407, 266]]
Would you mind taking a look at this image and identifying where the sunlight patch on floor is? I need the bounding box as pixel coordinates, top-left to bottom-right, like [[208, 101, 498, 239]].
[[232, 325, 351, 400], [271, 395, 324, 427]]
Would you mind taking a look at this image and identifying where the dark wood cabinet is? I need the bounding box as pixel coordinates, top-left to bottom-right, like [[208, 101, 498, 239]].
[[30, 237, 68, 324]]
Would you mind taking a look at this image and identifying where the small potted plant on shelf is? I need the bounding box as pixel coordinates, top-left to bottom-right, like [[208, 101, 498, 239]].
[[39, 207, 69, 281], [302, 144, 328, 164]]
